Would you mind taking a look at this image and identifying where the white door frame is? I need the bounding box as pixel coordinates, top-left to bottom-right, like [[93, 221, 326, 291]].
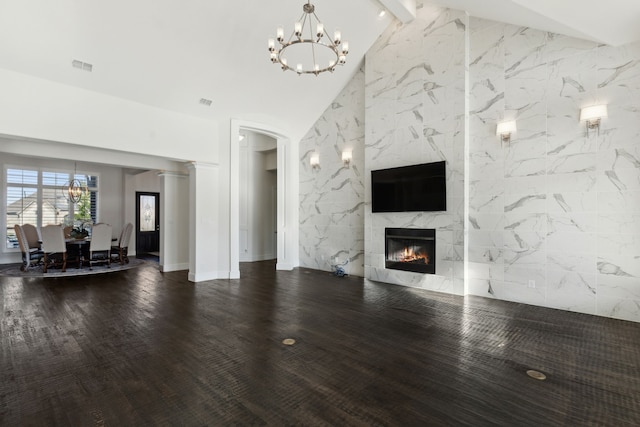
[[230, 119, 299, 277]]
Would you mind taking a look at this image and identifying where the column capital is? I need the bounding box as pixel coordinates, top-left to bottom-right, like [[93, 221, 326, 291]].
[[157, 171, 188, 179], [187, 161, 218, 171]]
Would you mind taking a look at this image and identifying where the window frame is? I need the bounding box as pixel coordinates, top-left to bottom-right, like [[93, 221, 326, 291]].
[[3, 165, 100, 252]]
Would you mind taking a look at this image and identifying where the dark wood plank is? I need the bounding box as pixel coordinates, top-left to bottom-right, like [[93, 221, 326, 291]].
[[1, 260, 639, 426]]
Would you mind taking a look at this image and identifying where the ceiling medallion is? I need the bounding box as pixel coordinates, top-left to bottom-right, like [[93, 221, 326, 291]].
[[268, 1, 349, 76]]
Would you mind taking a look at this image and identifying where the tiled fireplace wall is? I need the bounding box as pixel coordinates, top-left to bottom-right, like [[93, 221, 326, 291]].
[[300, 0, 640, 322], [363, 5, 466, 294]]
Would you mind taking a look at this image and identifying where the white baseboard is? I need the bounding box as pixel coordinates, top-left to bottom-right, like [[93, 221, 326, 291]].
[[276, 262, 294, 271], [188, 270, 219, 282], [160, 263, 189, 272], [187, 270, 241, 281]]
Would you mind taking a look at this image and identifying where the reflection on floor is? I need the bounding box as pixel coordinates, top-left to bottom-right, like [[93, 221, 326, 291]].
[[136, 253, 159, 263]]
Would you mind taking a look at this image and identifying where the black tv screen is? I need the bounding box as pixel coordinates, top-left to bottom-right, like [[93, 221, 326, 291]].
[[371, 161, 446, 212]]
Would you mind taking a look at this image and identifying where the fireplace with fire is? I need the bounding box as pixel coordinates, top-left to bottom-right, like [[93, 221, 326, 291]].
[[385, 228, 435, 274]]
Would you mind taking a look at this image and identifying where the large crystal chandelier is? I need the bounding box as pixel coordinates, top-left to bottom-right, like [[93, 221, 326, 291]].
[[268, 1, 349, 75]]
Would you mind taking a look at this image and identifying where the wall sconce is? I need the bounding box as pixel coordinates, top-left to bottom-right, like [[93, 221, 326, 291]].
[[496, 120, 517, 144], [342, 150, 352, 167], [310, 153, 320, 169], [580, 104, 607, 135]]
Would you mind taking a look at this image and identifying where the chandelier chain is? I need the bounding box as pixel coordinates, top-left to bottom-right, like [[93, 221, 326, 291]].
[[61, 162, 88, 204], [268, 1, 348, 76], [309, 13, 318, 69]]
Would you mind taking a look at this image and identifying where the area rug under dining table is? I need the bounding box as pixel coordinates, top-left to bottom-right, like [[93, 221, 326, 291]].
[[0, 257, 147, 278]]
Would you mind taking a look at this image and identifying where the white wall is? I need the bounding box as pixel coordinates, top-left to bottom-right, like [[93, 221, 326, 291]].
[[1, 153, 123, 263], [160, 172, 189, 272], [0, 69, 218, 162], [250, 153, 276, 261], [188, 162, 220, 281]]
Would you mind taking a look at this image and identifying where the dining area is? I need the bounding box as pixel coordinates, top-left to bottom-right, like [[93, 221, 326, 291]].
[[1, 156, 183, 279], [13, 222, 132, 274]]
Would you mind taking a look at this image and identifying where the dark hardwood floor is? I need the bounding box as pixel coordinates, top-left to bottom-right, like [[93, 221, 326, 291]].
[[1, 260, 639, 426]]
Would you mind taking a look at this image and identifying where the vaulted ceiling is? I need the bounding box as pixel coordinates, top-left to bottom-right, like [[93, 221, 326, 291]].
[[0, 0, 638, 144], [429, 0, 640, 47]]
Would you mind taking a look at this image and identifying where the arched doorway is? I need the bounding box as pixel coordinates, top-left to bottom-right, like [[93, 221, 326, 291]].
[[230, 120, 299, 278]]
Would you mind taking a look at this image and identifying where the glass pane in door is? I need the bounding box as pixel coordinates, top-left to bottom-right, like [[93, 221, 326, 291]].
[[139, 195, 156, 232]]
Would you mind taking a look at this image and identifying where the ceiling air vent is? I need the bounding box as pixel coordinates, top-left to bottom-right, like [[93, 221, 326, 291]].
[[72, 59, 93, 72], [199, 98, 213, 107]]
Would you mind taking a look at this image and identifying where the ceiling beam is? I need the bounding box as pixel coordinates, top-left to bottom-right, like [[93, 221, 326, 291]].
[[379, 0, 416, 23]]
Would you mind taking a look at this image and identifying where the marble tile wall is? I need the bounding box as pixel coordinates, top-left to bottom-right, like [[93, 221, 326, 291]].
[[468, 18, 640, 322], [299, 1, 640, 323], [364, 2, 467, 294], [299, 67, 366, 276]]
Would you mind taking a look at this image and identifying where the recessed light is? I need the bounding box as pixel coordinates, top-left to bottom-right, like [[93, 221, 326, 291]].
[[378, 9, 387, 18], [199, 98, 213, 107], [526, 370, 547, 380], [239, 134, 245, 141]]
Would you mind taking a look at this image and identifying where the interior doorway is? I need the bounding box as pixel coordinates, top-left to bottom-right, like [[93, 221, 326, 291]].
[[238, 131, 277, 263], [230, 119, 299, 278], [136, 191, 160, 255]]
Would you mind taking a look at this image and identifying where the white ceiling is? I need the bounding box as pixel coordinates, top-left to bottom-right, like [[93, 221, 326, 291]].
[[0, 0, 392, 143], [0, 0, 638, 145]]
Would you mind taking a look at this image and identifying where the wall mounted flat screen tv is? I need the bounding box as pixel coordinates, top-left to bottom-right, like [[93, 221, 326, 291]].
[[371, 161, 446, 213]]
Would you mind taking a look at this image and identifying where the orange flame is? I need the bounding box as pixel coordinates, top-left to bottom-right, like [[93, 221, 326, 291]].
[[398, 247, 429, 264]]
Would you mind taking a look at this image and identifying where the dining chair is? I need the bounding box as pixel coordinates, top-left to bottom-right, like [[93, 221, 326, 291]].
[[88, 223, 112, 269], [111, 222, 133, 265], [22, 224, 42, 250], [41, 225, 67, 273], [14, 224, 43, 271]]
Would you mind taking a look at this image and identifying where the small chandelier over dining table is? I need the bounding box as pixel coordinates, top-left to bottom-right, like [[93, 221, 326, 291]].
[[62, 163, 88, 204], [268, 1, 349, 75]]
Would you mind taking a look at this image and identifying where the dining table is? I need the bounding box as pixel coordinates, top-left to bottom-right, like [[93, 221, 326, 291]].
[[65, 238, 90, 269]]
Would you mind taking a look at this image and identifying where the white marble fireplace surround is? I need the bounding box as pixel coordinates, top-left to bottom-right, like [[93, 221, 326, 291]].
[[364, 5, 466, 295], [300, 1, 640, 323]]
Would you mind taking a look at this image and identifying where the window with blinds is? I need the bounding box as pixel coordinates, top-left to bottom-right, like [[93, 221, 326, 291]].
[[5, 168, 99, 249]]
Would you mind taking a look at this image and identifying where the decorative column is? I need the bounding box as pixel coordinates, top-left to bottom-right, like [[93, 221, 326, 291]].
[[187, 162, 219, 282], [276, 136, 299, 270], [158, 171, 189, 272]]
